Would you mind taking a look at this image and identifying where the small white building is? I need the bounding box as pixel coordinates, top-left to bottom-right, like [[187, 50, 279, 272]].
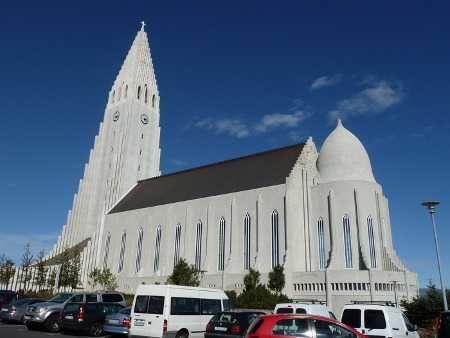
[[45, 24, 418, 316]]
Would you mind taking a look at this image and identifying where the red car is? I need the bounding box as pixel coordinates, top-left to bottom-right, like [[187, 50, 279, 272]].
[[245, 314, 366, 338]]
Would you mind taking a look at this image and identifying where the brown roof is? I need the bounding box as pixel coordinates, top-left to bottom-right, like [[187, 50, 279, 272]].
[[109, 143, 305, 214]]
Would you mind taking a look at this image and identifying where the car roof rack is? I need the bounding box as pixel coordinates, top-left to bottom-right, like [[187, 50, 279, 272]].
[[291, 299, 326, 305], [350, 301, 397, 307]]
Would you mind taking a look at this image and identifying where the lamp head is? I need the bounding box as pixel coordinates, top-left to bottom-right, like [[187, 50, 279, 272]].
[[422, 201, 440, 213]]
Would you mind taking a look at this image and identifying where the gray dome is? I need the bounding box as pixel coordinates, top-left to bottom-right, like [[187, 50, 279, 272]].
[[317, 120, 376, 183]]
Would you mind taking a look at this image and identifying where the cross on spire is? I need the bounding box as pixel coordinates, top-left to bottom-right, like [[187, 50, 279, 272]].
[[141, 21, 146, 31]]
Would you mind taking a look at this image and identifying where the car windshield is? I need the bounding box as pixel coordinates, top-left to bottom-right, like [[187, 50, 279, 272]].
[[49, 293, 74, 303], [11, 298, 31, 306]]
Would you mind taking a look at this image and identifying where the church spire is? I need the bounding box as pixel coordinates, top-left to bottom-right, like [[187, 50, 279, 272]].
[[107, 23, 158, 108]]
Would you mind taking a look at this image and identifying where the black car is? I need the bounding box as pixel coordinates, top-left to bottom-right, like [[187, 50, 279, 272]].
[[58, 301, 125, 337], [437, 311, 450, 338], [205, 311, 265, 338]]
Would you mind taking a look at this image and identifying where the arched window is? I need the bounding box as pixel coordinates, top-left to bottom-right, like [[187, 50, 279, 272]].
[[153, 226, 162, 272], [118, 230, 127, 273], [367, 215, 377, 268], [218, 217, 226, 271], [144, 86, 148, 103], [124, 85, 128, 99], [103, 232, 111, 270], [317, 218, 326, 269], [244, 214, 251, 270], [135, 228, 144, 273], [272, 210, 279, 268], [343, 214, 353, 268], [174, 223, 181, 266], [137, 86, 141, 99], [152, 94, 156, 107], [195, 220, 203, 269]]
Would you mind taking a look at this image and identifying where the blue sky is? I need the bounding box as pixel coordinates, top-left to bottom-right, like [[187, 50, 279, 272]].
[[1, 1, 449, 289]]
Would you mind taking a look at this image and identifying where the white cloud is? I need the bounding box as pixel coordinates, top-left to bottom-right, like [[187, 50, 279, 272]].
[[254, 110, 311, 133], [328, 80, 404, 121], [0, 232, 58, 264], [195, 118, 250, 138], [310, 75, 341, 90]]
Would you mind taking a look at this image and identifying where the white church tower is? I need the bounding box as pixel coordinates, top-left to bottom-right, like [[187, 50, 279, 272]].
[[47, 23, 161, 281]]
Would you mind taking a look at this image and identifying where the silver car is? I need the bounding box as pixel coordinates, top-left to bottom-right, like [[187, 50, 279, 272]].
[[0, 298, 46, 323], [103, 306, 131, 336]]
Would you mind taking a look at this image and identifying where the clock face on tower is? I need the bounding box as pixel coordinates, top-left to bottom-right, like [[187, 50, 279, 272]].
[[113, 111, 120, 122], [140, 114, 149, 124]]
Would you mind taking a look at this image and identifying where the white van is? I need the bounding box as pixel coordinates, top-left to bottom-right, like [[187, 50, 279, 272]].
[[130, 284, 234, 338], [274, 302, 336, 319], [340, 303, 419, 338]]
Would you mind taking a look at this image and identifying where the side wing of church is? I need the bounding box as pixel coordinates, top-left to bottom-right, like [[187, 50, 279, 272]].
[[39, 24, 418, 316]]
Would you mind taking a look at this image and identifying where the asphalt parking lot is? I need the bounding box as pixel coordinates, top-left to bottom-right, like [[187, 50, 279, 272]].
[[0, 320, 122, 337]]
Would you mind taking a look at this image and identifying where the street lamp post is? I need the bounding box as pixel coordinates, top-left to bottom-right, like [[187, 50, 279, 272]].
[[422, 201, 448, 311]]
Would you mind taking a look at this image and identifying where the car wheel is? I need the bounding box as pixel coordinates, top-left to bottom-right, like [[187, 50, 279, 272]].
[[44, 314, 60, 333], [21, 315, 27, 325], [89, 321, 103, 337], [26, 321, 42, 331], [176, 330, 189, 338]]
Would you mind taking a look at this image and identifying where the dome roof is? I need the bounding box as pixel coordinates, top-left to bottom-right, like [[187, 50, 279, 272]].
[[317, 120, 376, 183]]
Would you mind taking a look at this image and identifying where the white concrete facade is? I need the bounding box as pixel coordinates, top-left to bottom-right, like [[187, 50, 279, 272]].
[[44, 25, 418, 316]]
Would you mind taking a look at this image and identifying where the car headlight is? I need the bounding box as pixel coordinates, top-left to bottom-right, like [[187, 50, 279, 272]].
[[37, 306, 48, 312]]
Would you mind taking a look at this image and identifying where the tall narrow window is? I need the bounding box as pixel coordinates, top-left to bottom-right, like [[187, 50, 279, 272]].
[[195, 220, 203, 269], [135, 228, 144, 273], [218, 217, 226, 271], [103, 232, 111, 270], [173, 223, 181, 266], [118, 230, 127, 273], [244, 214, 251, 270], [272, 210, 279, 268], [343, 214, 353, 268], [153, 226, 162, 272], [367, 215, 377, 268], [317, 218, 326, 269]]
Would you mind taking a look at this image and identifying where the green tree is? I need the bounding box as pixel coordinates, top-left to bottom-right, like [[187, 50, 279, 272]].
[[35, 249, 48, 290], [88, 267, 102, 291], [401, 280, 447, 331], [268, 264, 285, 294], [67, 246, 82, 290], [167, 258, 200, 286], [0, 255, 16, 289], [98, 269, 118, 291], [58, 248, 71, 289], [47, 269, 57, 291], [20, 242, 34, 290], [243, 268, 261, 291]]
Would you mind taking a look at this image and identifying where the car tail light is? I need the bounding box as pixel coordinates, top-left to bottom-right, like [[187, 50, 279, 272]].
[[206, 323, 211, 331], [78, 304, 85, 320], [163, 319, 168, 332], [231, 325, 241, 333], [123, 317, 131, 327], [437, 313, 442, 331], [11, 307, 16, 312], [59, 311, 62, 318]]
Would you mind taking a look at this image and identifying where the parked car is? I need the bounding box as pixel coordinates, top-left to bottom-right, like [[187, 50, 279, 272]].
[[58, 301, 125, 337], [0, 291, 28, 307], [0, 298, 46, 323], [340, 303, 419, 338], [245, 314, 366, 338], [206, 311, 265, 338], [24, 292, 76, 332], [274, 302, 336, 319], [25, 290, 126, 333], [103, 306, 132, 336], [437, 310, 450, 338]]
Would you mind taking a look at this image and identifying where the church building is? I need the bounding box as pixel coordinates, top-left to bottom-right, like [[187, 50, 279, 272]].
[[46, 24, 419, 315]]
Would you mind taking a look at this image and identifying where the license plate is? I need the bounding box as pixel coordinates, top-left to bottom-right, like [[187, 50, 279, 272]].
[[24, 315, 31, 320], [134, 320, 145, 326], [2, 308, 8, 312], [65, 315, 74, 319], [215, 327, 228, 331], [109, 319, 119, 324]]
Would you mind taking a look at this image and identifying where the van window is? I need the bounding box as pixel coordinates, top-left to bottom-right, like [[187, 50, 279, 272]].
[[223, 299, 235, 311], [341, 309, 361, 328], [276, 307, 294, 314], [402, 313, 415, 332], [134, 295, 164, 314], [171, 297, 200, 315], [296, 308, 307, 314], [201, 299, 221, 314], [86, 294, 98, 302], [103, 293, 124, 302], [364, 310, 386, 329]]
